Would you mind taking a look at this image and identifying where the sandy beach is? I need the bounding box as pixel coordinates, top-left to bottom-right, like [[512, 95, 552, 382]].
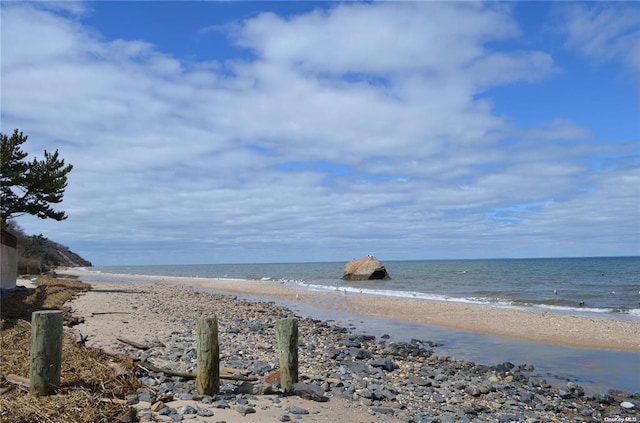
[[61, 268, 640, 352], [58, 269, 640, 422], [64, 279, 398, 423]]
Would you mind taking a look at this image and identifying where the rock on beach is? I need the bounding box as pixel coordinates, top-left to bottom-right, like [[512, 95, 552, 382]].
[[342, 256, 391, 281]]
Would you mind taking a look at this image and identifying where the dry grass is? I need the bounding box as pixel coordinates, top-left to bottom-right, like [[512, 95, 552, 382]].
[[0, 276, 140, 422]]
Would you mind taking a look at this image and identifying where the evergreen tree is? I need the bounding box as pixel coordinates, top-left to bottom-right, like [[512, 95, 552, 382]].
[[1, 129, 73, 228]]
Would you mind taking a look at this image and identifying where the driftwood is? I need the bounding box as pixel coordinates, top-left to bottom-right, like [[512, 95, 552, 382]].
[[92, 312, 132, 316], [116, 337, 150, 350], [6, 374, 29, 388], [137, 361, 257, 382], [99, 397, 128, 405], [222, 366, 251, 376]]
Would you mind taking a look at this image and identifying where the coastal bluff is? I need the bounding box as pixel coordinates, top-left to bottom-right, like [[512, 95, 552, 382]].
[[342, 256, 390, 281]]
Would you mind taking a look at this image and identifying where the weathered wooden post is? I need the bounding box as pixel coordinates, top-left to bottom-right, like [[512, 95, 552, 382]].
[[196, 316, 219, 395], [29, 310, 63, 396], [277, 317, 298, 392]]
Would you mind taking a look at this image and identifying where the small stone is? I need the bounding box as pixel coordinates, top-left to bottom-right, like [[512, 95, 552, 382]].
[[232, 404, 256, 416], [279, 414, 291, 422], [292, 382, 329, 402], [356, 388, 374, 399], [125, 394, 139, 405], [519, 364, 535, 372], [287, 405, 309, 415], [177, 405, 197, 415], [349, 348, 373, 359], [432, 394, 446, 403], [137, 389, 157, 403], [465, 386, 481, 396], [196, 407, 215, 417], [567, 382, 584, 397], [434, 373, 447, 382], [212, 400, 230, 409], [596, 393, 614, 405], [579, 406, 593, 416], [620, 401, 635, 409], [158, 406, 177, 415], [117, 408, 137, 423], [150, 401, 165, 412], [371, 358, 398, 372], [370, 407, 395, 416], [138, 410, 154, 420], [558, 389, 572, 399]]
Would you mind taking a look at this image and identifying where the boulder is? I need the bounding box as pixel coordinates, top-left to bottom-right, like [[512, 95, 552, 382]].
[[342, 256, 390, 281]]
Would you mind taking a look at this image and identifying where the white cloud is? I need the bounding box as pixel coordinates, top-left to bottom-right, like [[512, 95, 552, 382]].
[[235, 3, 520, 75], [1, 2, 638, 263], [556, 3, 640, 72], [519, 119, 593, 141]]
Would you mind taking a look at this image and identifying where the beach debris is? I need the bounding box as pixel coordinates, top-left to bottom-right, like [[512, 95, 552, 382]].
[[64, 314, 85, 327], [5, 374, 29, 389], [342, 256, 390, 281], [136, 360, 258, 381], [237, 381, 279, 395], [150, 401, 165, 412], [265, 369, 281, 384], [107, 361, 129, 379], [75, 330, 88, 346], [117, 337, 151, 350]]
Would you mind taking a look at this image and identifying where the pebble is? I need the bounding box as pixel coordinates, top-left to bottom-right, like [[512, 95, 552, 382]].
[[101, 284, 639, 422], [286, 405, 309, 415], [231, 404, 256, 416]]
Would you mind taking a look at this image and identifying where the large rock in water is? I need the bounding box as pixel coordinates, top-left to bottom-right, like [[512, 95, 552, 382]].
[[342, 256, 390, 281]]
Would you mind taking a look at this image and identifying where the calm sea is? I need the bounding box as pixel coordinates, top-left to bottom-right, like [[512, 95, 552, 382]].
[[90, 257, 639, 318]]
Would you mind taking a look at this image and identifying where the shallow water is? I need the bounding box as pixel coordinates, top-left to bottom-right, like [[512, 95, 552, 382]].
[[279, 295, 640, 396]]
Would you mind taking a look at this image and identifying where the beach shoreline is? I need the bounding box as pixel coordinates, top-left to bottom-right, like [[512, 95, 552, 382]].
[[60, 267, 640, 353], [60, 272, 640, 422]]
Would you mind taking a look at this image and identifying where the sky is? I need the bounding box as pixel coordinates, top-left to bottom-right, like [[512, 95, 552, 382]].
[[1, 1, 639, 266]]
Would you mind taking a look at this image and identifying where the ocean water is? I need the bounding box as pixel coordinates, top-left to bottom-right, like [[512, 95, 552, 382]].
[[90, 257, 639, 318]]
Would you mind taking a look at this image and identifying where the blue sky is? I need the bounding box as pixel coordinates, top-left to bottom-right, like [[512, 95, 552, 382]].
[[1, 1, 638, 265]]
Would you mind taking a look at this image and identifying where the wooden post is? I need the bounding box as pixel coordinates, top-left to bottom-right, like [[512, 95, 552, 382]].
[[277, 317, 298, 392], [196, 316, 219, 395], [29, 310, 63, 396]]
